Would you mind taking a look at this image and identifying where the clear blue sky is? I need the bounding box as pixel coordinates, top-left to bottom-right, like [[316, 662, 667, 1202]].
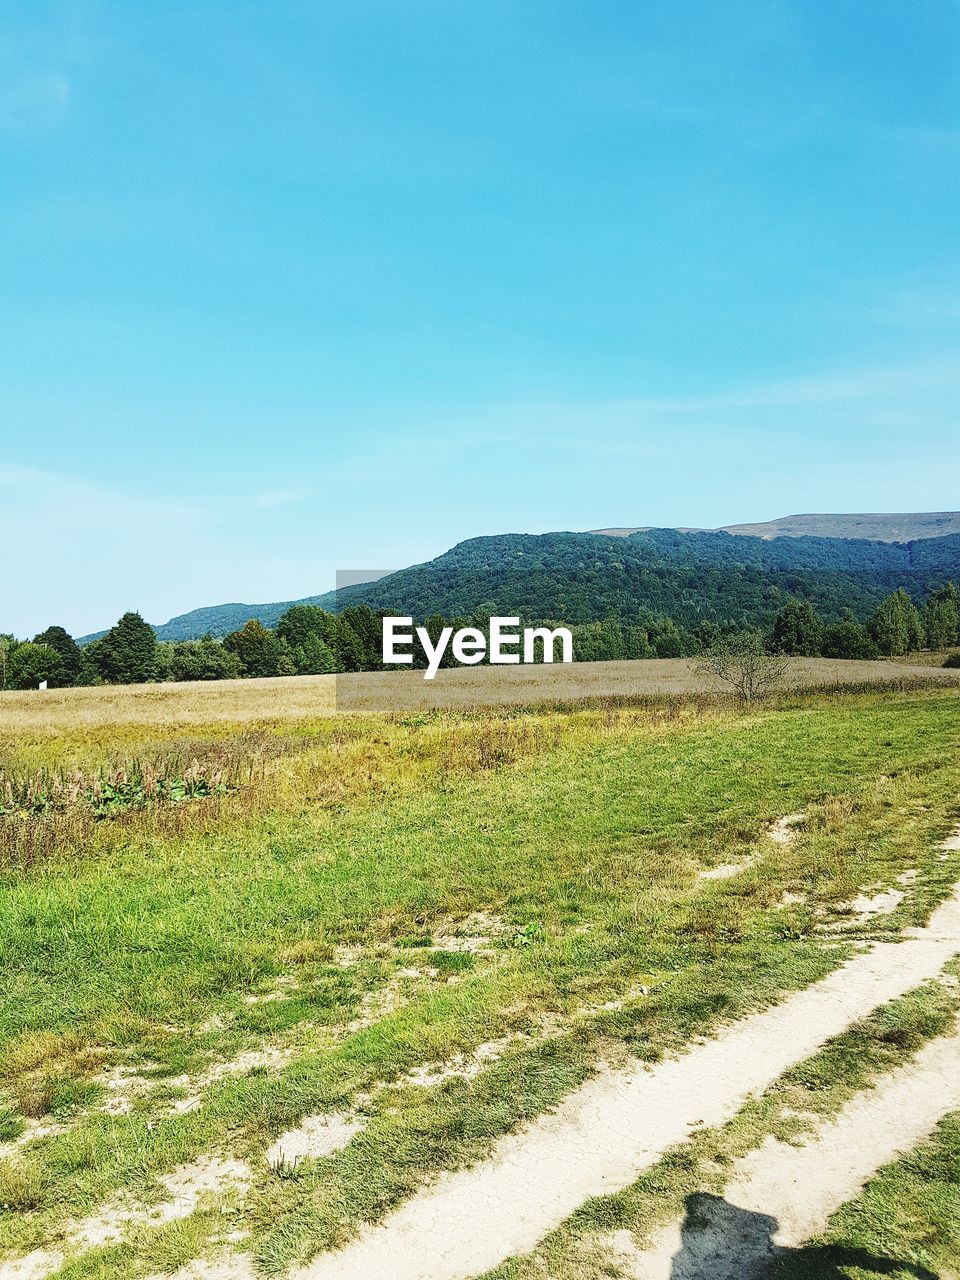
[[2, 0, 958, 636]]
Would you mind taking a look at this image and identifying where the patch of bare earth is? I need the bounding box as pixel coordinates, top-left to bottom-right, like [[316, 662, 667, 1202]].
[[266, 1113, 363, 1168], [143, 1256, 258, 1280], [0, 1118, 67, 1163], [699, 813, 804, 882], [768, 813, 805, 845], [0, 1155, 250, 1280]]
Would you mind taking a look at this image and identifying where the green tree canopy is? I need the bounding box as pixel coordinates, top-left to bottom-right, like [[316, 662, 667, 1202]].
[[869, 589, 925, 657], [224, 619, 283, 677], [276, 605, 335, 650], [8, 642, 65, 689], [93, 612, 158, 684], [294, 632, 339, 674], [0, 635, 15, 690], [168, 636, 243, 682], [924, 582, 959, 650], [339, 605, 385, 669], [33, 626, 81, 686], [771, 598, 824, 656], [820, 612, 879, 660]]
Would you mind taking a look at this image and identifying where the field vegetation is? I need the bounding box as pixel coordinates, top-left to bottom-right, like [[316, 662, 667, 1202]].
[[0, 671, 958, 1277], [3, 569, 959, 694]]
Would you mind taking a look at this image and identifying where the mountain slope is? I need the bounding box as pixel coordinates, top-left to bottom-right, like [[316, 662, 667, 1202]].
[[328, 529, 960, 630], [79, 593, 338, 645], [78, 517, 960, 643]]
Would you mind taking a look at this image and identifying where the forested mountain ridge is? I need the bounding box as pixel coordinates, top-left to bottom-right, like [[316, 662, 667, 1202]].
[[329, 529, 960, 630], [78, 524, 960, 643]]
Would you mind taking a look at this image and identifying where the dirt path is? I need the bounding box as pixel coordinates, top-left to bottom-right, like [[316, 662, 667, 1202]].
[[293, 883, 960, 1280], [610, 1025, 960, 1279]]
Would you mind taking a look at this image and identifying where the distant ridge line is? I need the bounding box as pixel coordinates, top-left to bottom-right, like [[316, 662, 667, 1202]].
[[591, 512, 960, 543]]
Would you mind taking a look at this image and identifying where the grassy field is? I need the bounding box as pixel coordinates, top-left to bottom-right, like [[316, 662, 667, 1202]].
[[1, 672, 959, 1278]]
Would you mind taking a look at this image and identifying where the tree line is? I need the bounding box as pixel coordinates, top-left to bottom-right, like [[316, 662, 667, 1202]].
[[2, 585, 958, 690]]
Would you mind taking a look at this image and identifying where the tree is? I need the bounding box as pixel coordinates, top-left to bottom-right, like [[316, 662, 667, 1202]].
[[223, 619, 282, 677], [647, 615, 695, 658], [339, 605, 384, 669], [276, 605, 335, 650], [623, 624, 653, 659], [869, 590, 925, 657], [276, 604, 367, 671], [695, 631, 790, 703], [333, 617, 364, 672], [924, 583, 959, 650], [33, 626, 81, 685], [820, 612, 878, 660], [771, 598, 823, 656], [275, 638, 297, 676], [76, 641, 105, 686], [8, 642, 65, 690], [573, 621, 623, 662], [93, 612, 157, 683], [294, 632, 339, 674], [168, 637, 242, 682]]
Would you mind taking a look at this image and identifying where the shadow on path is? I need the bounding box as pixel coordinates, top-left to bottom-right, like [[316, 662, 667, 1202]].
[[667, 1192, 937, 1280]]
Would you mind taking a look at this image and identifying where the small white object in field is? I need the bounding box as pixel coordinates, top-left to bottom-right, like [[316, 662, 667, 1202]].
[[39, 680, 47, 690]]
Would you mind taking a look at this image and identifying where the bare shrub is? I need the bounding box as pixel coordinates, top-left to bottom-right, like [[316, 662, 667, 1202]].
[[695, 632, 790, 704]]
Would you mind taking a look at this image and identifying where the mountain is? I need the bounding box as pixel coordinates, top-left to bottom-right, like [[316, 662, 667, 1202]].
[[77, 514, 960, 643], [125, 528, 960, 641], [327, 528, 960, 630], [592, 511, 960, 542]]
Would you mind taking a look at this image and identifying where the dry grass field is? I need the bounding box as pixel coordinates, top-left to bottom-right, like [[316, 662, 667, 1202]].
[[0, 656, 955, 732]]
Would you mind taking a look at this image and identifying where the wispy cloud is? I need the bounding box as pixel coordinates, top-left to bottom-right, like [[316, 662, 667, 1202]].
[[0, 462, 193, 532], [443, 356, 960, 451]]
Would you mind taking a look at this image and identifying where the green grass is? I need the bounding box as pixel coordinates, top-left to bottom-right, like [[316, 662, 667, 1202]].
[[775, 1111, 960, 1280], [1, 688, 959, 1276]]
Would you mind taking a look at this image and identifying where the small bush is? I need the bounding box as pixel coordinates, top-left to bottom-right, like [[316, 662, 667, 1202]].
[[943, 652, 960, 668]]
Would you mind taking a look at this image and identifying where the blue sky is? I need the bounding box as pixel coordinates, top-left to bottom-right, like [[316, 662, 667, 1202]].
[[2, 0, 958, 636]]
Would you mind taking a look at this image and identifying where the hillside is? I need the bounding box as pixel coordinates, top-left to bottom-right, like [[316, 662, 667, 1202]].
[[330, 528, 960, 629], [78, 519, 960, 643], [593, 511, 960, 542], [78, 595, 334, 645]]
